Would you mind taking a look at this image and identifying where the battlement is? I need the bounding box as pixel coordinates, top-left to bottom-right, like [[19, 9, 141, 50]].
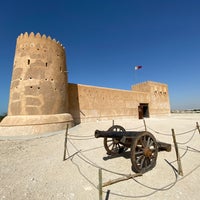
[[17, 32, 65, 49]]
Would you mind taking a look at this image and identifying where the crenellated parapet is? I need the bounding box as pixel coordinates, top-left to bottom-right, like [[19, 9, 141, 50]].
[[17, 32, 65, 49], [14, 32, 66, 64]]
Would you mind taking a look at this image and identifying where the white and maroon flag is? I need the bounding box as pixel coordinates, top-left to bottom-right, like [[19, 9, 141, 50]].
[[134, 65, 142, 70]]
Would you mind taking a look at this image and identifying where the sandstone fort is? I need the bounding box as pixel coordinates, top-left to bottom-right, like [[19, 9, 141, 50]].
[[0, 32, 170, 135]]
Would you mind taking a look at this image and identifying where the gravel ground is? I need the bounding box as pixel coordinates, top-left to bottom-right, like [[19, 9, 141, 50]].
[[0, 113, 200, 200]]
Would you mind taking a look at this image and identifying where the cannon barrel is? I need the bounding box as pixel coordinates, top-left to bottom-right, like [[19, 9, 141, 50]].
[[95, 130, 142, 138]]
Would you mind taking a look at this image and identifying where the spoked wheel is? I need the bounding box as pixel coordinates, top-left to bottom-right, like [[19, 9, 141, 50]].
[[104, 125, 127, 155], [131, 131, 158, 173]]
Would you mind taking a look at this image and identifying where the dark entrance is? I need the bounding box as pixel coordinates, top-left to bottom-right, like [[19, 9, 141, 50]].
[[138, 103, 149, 119]]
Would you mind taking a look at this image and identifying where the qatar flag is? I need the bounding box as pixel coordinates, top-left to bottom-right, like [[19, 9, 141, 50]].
[[135, 65, 142, 70]]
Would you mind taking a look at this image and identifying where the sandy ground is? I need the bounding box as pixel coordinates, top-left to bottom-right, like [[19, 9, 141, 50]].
[[0, 113, 200, 200]]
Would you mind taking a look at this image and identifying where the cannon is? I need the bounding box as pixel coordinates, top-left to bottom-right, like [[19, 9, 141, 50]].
[[95, 125, 171, 174]]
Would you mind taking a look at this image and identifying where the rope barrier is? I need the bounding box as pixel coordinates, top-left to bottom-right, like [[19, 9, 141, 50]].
[[170, 146, 189, 164], [64, 121, 200, 199], [147, 126, 197, 136], [177, 129, 196, 145], [67, 136, 95, 141], [68, 134, 94, 138], [170, 145, 200, 164], [66, 138, 179, 199], [187, 146, 200, 153], [1, 119, 199, 199], [68, 139, 132, 177], [0, 129, 65, 141], [132, 162, 178, 191]]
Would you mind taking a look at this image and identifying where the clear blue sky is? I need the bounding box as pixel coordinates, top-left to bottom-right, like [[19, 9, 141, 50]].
[[0, 0, 200, 114]]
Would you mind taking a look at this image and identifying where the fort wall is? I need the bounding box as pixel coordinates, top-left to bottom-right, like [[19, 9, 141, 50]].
[[68, 81, 170, 124], [0, 32, 170, 136]]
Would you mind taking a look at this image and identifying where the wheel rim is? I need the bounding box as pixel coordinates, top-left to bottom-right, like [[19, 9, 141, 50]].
[[131, 132, 158, 173], [104, 125, 126, 155]]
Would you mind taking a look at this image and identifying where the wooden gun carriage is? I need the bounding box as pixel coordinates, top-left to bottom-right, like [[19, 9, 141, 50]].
[[95, 125, 171, 173]]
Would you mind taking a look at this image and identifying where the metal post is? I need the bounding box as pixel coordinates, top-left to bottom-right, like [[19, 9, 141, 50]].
[[63, 124, 69, 161], [98, 168, 103, 200], [112, 120, 114, 126], [105, 190, 110, 200], [196, 122, 200, 134], [172, 128, 183, 176], [143, 119, 147, 131]]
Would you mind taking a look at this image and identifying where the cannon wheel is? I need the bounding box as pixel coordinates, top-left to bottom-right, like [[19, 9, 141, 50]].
[[131, 131, 158, 173], [104, 125, 127, 155]]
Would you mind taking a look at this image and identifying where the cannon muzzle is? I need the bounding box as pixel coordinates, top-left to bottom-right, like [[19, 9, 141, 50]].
[[95, 130, 139, 138], [95, 130, 112, 138]]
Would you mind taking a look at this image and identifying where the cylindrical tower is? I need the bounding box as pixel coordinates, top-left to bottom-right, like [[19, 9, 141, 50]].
[[9, 32, 69, 115], [1, 32, 73, 135]]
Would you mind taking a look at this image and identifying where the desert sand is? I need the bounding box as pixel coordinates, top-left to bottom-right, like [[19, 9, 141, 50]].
[[0, 113, 200, 200]]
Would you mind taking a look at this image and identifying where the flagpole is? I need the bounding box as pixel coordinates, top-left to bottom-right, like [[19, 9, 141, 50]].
[[134, 66, 143, 84], [134, 69, 137, 83]]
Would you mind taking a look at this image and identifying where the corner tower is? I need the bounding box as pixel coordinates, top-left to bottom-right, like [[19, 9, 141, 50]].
[[1, 32, 73, 135]]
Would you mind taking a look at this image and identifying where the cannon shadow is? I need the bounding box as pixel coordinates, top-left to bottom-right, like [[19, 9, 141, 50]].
[[103, 150, 131, 161]]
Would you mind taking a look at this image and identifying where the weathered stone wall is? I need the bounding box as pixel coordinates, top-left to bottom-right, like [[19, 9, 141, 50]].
[[68, 81, 170, 124], [8, 32, 68, 116]]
